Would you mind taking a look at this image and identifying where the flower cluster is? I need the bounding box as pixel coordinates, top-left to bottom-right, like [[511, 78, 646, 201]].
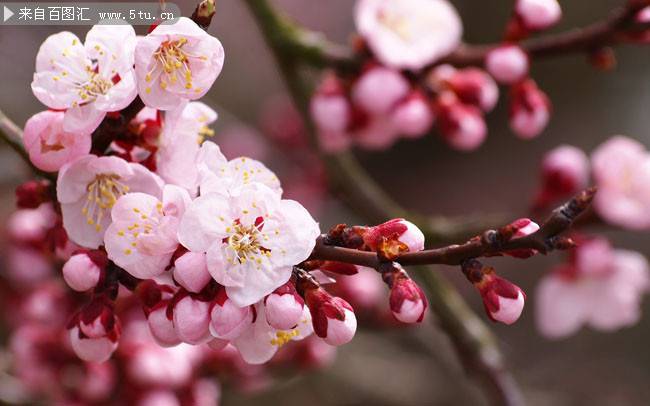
[[310, 0, 558, 153], [12, 16, 442, 372]]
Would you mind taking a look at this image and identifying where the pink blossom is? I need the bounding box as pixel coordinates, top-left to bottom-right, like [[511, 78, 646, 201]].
[[515, 0, 562, 31], [209, 288, 253, 340], [384, 267, 428, 323], [138, 390, 180, 406], [485, 45, 529, 84], [591, 136, 650, 229], [233, 303, 313, 364], [178, 183, 320, 306], [355, 0, 462, 70], [104, 184, 190, 279], [311, 73, 350, 135], [536, 238, 650, 338], [155, 102, 218, 194], [196, 141, 283, 197], [304, 288, 357, 346], [509, 79, 551, 139], [353, 116, 401, 150], [473, 270, 526, 325], [62, 250, 105, 292], [135, 17, 225, 110], [504, 218, 540, 258], [57, 155, 163, 249], [534, 145, 590, 209], [31, 25, 137, 133], [446, 68, 499, 112], [390, 91, 435, 138], [7, 203, 57, 243], [264, 282, 305, 330], [147, 305, 181, 347], [363, 218, 425, 253], [23, 110, 91, 172], [436, 94, 487, 151], [351, 67, 409, 115], [172, 294, 211, 344], [331, 266, 386, 311], [5, 248, 53, 287], [173, 252, 212, 293], [69, 300, 121, 362]]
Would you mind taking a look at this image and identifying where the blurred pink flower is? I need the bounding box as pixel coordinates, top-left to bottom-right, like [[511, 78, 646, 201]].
[[515, 0, 562, 31], [534, 145, 590, 209], [536, 238, 650, 338], [591, 136, 650, 229], [485, 44, 529, 84], [509, 79, 551, 139], [355, 0, 462, 70]]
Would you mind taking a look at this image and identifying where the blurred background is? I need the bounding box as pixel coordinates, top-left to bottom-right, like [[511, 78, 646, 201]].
[[2, 0, 650, 404]]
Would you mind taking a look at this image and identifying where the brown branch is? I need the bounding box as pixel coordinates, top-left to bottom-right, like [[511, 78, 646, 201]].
[[309, 188, 595, 269], [282, 0, 649, 71], [442, 0, 649, 66]]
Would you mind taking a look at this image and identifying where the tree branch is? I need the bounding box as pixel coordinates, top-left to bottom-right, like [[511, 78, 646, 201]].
[[266, 0, 650, 70], [309, 188, 594, 268]]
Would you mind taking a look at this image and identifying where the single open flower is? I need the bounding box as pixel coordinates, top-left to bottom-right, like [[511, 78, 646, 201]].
[[57, 155, 164, 249], [179, 182, 320, 306], [135, 17, 225, 110], [355, 0, 462, 70], [104, 184, 190, 279], [31, 25, 137, 133]]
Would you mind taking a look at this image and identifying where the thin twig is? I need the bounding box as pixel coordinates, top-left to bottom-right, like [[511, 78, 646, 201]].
[[308, 188, 594, 268]]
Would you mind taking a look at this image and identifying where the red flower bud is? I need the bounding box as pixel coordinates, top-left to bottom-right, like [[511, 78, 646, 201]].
[[16, 180, 51, 209], [304, 287, 357, 346]]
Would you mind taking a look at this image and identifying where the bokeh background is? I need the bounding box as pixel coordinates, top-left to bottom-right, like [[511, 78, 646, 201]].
[[2, 0, 650, 404]]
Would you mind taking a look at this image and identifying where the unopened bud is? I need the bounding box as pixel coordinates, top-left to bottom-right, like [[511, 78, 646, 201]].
[[485, 45, 529, 84], [173, 252, 212, 293], [447, 68, 499, 112], [304, 288, 357, 346], [534, 145, 589, 209], [264, 282, 305, 330], [515, 0, 562, 31], [382, 264, 428, 323], [509, 79, 551, 139], [209, 288, 253, 340], [391, 91, 434, 138], [172, 294, 211, 345], [436, 93, 487, 151], [62, 250, 105, 292], [351, 66, 409, 115]]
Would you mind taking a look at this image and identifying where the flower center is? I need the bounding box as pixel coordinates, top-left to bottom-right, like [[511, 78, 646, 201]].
[[378, 9, 413, 41], [82, 174, 130, 232], [149, 38, 198, 92], [270, 329, 299, 347], [224, 219, 271, 266], [77, 69, 113, 102]]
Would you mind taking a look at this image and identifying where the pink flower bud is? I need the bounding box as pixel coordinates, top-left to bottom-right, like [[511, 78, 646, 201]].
[[363, 218, 425, 253], [69, 326, 119, 363], [147, 304, 181, 347], [305, 288, 357, 346], [138, 390, 180, 406], [505, 218, 540, 258], [515, 0, 562, 31], [534, 145, 590, 208], [384, 268, 428, 323], [62, 251, 105, 292], [509, 79, 551, 139], [209, 288, 253, 340], [447, 68, 499, 112], [173, 252, 212, 293], [477, 273, 526, 325], [172, 295, 211, 344], [485, 45, 529, 84], [436, 94, 487, 151], [351, 67, 409, 115], [311, 74, 350, 134], [390, 91, 435, 138], [264, 282, 305, 330], [15, 180, 51, 209]]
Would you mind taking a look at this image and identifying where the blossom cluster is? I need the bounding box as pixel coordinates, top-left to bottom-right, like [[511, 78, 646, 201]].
[[310, 0, 562, 152], [12, 15, 439, 374]]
